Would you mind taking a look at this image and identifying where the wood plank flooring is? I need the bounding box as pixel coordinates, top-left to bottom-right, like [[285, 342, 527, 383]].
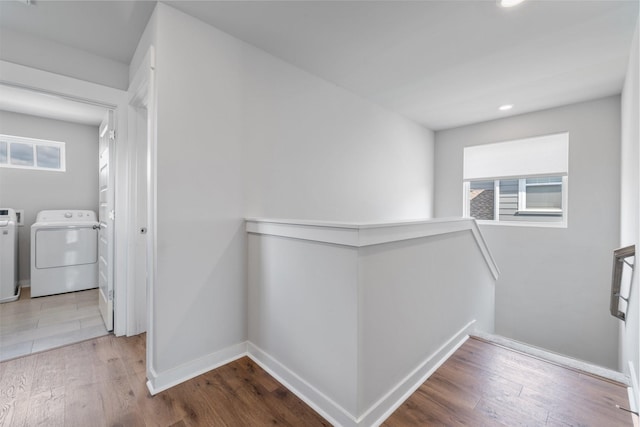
[[0, 287, 108, 362], [0, 333, 329, 427], [0, 334, 632, 426], [384, 338, 633, 426]]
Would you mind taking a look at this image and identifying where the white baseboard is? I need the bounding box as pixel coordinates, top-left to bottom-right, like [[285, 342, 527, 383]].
[[364, 320, 474, 427], [248, 342, 354, 427], [146, 341, 247, 395], [474, 331, 629, 384], [629, 361, 639, 413], [0, 284, 21, 303], [248, 320, 475, 427], [143, 322, 474, 426]]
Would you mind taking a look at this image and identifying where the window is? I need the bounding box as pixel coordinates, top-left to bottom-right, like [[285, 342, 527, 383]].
[[463, 133, 568, 226], [0, 134, 66, 171], [469, 180, 496, 220], [466, 176, 566, 224], [519, 176, 562, 214]]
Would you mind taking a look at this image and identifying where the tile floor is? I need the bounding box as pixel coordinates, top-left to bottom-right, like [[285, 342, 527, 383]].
[[0, 287, 108, 362]]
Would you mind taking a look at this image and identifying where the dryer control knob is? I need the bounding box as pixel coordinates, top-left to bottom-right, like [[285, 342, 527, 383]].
[[65, 212, 72, 218]]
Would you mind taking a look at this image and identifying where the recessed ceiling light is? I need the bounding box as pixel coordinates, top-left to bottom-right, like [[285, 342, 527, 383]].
[[500, 0, 525, 7], [499, 104, 513, 111]]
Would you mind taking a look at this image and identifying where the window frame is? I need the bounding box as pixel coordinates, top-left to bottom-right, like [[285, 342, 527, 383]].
[[517, 177, 563, 216], [0, 134, 66, 172], [463, 175, 568, 228]]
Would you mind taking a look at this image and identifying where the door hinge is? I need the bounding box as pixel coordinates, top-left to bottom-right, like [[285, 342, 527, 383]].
[[109, 210, 115, 220], [108, 290, 114, 301], [109, 130, 116, 140]]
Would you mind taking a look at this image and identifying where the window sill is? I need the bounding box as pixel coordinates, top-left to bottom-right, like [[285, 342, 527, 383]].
[[515, 210, 563, 217], [475, 220, 567, 229]]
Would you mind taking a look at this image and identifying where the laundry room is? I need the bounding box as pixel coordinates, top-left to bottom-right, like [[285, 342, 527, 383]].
[[0, 104, 106, 360]]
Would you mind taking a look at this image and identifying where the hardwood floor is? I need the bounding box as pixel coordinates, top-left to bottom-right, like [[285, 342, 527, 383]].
[[384, 338, 632, 426], [0, 333, 329, 427], [0, 287, 107, 362], [0, 335, 632, 426]]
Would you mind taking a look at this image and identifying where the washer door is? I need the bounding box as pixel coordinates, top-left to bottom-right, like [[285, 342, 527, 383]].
[[35, 226, 98, 269]]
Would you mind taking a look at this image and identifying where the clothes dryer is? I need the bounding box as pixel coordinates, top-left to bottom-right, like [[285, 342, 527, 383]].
[[31, 210, 98, 298]]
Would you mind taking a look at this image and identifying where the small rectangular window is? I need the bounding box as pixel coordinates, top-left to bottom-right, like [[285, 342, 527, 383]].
[[10, 142, 34, 166], [463, 133, 568, 227], [521, 177, 562, 212], [36, 145, 62, 169], [465, 175, 567, 225], [0, 134, 65, 171]]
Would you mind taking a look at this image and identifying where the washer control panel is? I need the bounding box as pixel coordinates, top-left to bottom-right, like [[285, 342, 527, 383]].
[[0, 208, 17, 222]]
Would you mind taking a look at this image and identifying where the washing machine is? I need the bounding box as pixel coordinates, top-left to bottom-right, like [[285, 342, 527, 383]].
[[0, 208, 19, 303], [31, 210, 99, 298]]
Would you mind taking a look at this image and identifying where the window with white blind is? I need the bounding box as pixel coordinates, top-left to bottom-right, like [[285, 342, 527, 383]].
[[463, 133, 568, 226], [0, 134, 66, 171]]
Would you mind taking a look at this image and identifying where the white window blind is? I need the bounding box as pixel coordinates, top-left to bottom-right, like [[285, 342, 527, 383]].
[[463, 132, 568, 181]]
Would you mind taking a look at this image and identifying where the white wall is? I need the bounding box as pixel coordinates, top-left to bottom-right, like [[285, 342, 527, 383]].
[[620, 21, 639, 406], [143, 2, 435, 387], [0, 27, 129, 90], [247, 218, 496, 426], [358, 229, 495, 416], [243, 49, 434, 222], [150, 3, 247, 378], [435, 96, 621, 369], [0, 110, 99, 283], [248, 233, 360, 418]]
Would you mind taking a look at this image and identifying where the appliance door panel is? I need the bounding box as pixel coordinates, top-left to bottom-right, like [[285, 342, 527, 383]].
[[35, 227, 98, 268]]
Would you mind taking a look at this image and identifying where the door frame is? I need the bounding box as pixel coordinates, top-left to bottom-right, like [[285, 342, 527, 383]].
[[128, 47, 156, 337], [0, 60, 133, 337], [98, 110, 115, 331]]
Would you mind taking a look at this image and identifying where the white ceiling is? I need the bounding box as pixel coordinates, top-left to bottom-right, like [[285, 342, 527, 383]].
[[0, 0, 637, 130], [0, 0, 156, 64]]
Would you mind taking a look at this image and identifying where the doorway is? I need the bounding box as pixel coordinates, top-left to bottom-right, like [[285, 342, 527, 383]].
[[0, 77, 136, 360], [0, 86, 114, 360]]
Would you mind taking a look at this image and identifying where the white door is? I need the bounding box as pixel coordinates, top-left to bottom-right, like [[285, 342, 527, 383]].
[[98, 111, 115, 331]]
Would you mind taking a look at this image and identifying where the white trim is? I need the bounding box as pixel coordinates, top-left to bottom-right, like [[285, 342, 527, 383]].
[[477, 220, 568, 229], [0, 61, 121, 108], [248, 342, 352, 427], [0, 284, 21, 304], [126, 46, 155, 337], [144, 46, 158, 383], [474, 331, 630, 384], [518, 178, 526, 211], [246, 217, 499, 279], [146, 341, 247, 395], [247, 322, 474, 427], [0, 133, 65, 147], [493, 179, 500, 220], [629, 361, 639, 413], [364, 322, 473, 427], [562, 175, 569, 226], [462, 181, 471, 217]]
